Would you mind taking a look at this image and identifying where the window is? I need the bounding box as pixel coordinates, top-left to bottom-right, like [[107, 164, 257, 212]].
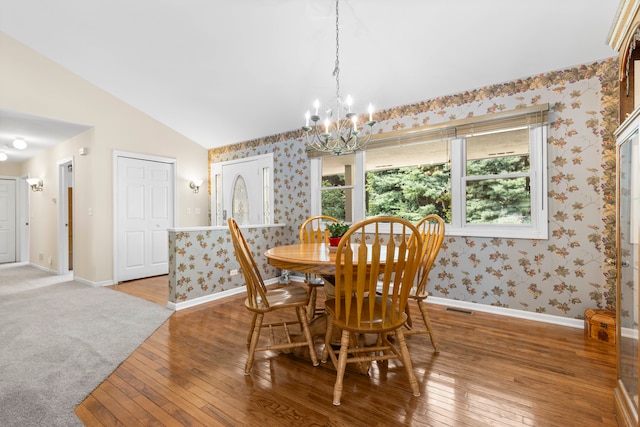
[[364, 139, 451, 222], [311, 105, 548, 239], [319, 153, 354, 222]]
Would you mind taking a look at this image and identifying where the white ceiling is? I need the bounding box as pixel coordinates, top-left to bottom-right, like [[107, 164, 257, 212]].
[[0, 0, 621, 163], [0, 109, 91, 163]]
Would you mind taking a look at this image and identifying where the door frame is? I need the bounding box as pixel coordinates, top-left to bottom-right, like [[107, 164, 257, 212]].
[[0, 175, 28, 263], [113, 150, 177, 283], [18, 175, 28, 262], [57, 157, 73, 275], [210, 153, 274, 226], [0, 177, 17, 263]]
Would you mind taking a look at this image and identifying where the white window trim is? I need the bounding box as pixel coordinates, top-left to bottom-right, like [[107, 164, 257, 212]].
[[312, 151, 365, 225], [353, 151, 366, 222], [448, 125, 548, 239], [311, 125, 548, 240]]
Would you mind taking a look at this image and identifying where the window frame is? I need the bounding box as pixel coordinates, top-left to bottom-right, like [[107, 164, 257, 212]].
[[310, 106, 548, 240], [450, 125, 548, 239]]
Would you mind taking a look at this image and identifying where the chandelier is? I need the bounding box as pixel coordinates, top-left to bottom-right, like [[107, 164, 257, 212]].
[[302, 0, 376, 155]]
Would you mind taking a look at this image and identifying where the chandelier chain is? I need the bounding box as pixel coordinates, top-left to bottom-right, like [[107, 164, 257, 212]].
[[334, 0, 340, 102]]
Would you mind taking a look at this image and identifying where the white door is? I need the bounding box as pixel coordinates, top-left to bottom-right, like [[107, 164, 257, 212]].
[[211, 153, 273, 226], [0, 179, 16, 263], [116, 156, 174, 282]]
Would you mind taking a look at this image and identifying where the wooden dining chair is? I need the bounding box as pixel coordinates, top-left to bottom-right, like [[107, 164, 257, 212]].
[[299, 215, 340, 320], [300, 215, 340, 244], [227, 218, 319, 375], [321, 216, 422, 405], [403, 214, 445, 352]]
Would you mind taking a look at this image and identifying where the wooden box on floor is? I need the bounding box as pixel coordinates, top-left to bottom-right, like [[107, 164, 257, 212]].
[[584, 309, 616, 345]]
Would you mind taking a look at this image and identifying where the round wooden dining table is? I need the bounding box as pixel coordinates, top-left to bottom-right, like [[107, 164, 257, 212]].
[[264, 243, 337, 276], [264, 242, 392, 274]]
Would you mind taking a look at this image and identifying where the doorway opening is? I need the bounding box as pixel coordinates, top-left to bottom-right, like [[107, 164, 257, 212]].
[[57, 158, 73, 274]]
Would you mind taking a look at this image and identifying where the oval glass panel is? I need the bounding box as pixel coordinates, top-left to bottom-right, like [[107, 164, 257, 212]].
[[232, 175, 250, 225]]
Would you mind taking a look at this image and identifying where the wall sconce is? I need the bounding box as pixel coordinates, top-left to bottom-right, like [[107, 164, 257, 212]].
[[26, 178, 44, 192], [189, 179, 203, 194]]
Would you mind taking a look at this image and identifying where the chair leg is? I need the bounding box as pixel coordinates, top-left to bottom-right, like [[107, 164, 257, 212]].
[[247, 313, 258, 346], [417, 300, 440, 352], [395, 330, 421, 398], [321, 315, 335, 364], [307, 286, 317, 322], [332, 329, 351, 406], [404, 303, 413, 329], [245, 313, 264, 375], [296, 306, 319, 366]]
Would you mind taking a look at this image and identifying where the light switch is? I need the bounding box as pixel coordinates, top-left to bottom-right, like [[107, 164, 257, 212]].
[[195, 208, 201, 215]]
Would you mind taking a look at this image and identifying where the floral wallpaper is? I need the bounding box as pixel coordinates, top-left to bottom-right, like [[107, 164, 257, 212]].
[[171, 59, 619, 319], [168, 226, 286, 302]]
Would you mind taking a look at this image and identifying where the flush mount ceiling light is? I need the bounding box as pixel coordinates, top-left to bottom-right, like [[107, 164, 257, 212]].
[[302, 0, 376, 156], [13, 138, 27, 150], [0, 152, 7, 161]]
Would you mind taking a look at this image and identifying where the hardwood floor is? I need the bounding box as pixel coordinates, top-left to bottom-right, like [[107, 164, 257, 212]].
[[105, 275, 169, 306], [77, 277, 618, 426]]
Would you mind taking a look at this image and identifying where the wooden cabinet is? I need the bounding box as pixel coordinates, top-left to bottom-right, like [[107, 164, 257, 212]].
[[610, 4, 640, 425], [614, 109, 640, 427], [609, 1, 640, 122]]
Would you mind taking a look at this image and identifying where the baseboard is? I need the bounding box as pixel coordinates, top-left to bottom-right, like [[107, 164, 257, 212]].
[[28, 263, 58, 275], [25, 264, 114, 287], [428, 297, 584, 329], [168, 278, 284, 311], [73, 276, 113, 288], [168, 287, 244, 311]]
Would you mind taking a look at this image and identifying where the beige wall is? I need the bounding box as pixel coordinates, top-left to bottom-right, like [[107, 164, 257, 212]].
[[0, 162, 21, 176], [0, 32, 210, 284]]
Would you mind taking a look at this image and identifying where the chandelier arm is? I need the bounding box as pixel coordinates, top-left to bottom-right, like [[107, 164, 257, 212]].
[[311, 125, 326, 149]]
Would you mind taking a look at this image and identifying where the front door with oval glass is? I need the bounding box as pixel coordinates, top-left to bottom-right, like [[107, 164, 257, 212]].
[[211, 153, 273, 226]]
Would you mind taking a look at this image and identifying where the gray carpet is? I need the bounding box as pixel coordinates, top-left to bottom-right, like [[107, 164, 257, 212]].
[[0, 262, 73, 296], [0, 265, 173, 426]]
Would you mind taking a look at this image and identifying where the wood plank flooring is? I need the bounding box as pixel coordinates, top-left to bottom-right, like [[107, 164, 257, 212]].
[[77, 276, 619, 426]]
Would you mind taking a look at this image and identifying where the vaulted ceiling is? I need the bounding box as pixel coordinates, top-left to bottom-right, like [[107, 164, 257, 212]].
[[0, 0, 620, 162]]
